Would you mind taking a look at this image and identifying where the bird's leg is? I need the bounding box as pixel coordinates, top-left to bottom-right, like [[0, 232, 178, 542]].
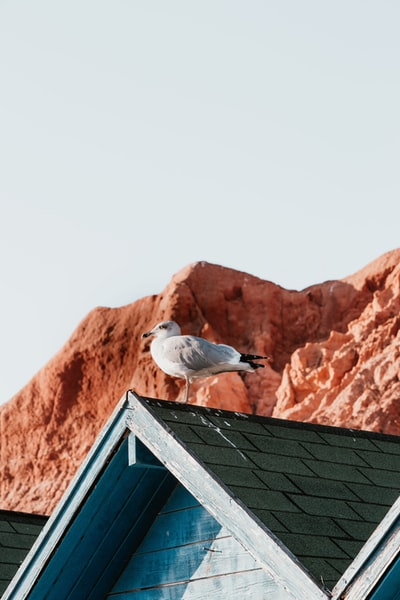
[[183, 377, 190, 403]]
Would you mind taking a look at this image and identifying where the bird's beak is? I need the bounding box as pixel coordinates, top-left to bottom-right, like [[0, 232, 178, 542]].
[[142, 330, 152, 339]]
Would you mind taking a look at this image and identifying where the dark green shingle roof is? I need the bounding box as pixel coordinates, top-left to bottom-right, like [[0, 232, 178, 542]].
[[147, 399, 400, 590], [0, 510, 47, 596]]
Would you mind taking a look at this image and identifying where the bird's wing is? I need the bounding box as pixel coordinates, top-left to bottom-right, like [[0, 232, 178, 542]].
[[163, 336, 237, 370]]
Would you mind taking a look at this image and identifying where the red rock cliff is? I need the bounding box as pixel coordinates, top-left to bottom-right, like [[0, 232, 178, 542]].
[[1, 250, 400, 514]]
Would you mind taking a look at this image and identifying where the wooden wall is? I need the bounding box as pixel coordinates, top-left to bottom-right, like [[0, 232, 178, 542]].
[[108, 484, 282, 599]]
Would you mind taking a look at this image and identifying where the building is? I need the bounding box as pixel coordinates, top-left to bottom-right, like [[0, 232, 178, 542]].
[[3, 391, 400, 599]]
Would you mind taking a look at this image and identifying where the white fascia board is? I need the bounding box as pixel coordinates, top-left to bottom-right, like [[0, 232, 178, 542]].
[[126, 391, 329, 600]]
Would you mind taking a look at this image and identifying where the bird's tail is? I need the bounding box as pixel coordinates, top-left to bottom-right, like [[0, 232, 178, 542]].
[[240, 353, 269, 369]]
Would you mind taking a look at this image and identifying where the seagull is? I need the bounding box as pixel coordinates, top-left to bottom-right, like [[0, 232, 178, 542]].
[[142, 320, 269, 403]]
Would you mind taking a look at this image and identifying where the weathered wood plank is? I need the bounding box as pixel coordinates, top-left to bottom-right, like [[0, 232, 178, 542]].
[[112, 534, 262, 593], [108, 569, 281, 599], [138, 505, 224, 553]]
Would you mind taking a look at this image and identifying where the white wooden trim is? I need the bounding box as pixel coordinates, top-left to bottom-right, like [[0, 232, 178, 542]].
[[128, 432, 165, 468], [332, 496, 400, 600], [126, 392, 328, 600]]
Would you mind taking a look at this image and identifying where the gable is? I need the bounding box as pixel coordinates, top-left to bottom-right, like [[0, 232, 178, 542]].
[[108, 484, 280, 599], [127, 395, 328, 599]]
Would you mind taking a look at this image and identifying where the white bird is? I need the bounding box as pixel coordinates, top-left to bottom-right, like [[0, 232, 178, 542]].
[[142, 320, 269, 403]]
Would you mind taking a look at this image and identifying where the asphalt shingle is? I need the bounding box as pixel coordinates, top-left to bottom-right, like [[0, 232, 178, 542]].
[[0, 510, 47, 596], [149, 399, 400, 590]]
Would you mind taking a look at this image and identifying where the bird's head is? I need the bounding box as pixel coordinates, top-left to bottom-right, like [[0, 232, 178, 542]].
[[142, 320, 182, 340]]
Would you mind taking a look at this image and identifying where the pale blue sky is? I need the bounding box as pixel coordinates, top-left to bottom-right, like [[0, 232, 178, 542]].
[[1, 1, 399, 403]]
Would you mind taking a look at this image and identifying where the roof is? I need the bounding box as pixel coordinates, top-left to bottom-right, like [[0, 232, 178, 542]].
[[0, 510, 47, 597], [3, 391, 400, 599], [140, 397, 400, 591]]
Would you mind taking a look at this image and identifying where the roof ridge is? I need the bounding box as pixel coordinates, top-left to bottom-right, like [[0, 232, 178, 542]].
[[142, 397, 400, 443]]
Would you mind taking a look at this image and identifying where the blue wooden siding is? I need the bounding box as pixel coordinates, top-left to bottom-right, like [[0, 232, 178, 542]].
[[24, 437, 176, 600], [108, 485, 280, 599], [108, 571, 277, 600]]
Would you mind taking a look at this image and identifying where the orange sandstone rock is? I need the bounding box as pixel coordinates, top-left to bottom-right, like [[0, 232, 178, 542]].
[[1, 250, 400, 514], [273, 250, 400, 433]]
